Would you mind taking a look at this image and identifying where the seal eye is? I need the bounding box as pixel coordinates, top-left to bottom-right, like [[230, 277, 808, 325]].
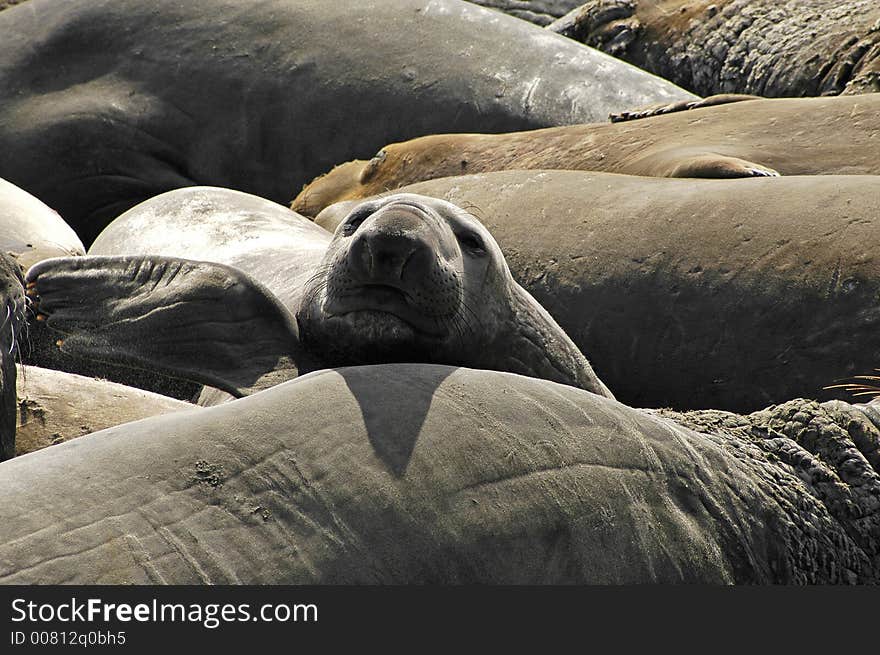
[[457, 231, 486, 256], [340, 206, 373, 237]]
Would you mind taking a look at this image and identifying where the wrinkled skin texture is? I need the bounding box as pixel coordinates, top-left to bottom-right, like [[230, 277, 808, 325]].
[[547, 0, 880, 97], [652, 397, 880, 582], [89, 187, 331, 318], [477, 0, 880, 97], [0, 176, 86, 399], [314, 171, 880, 414], [0, 365, 876, 584], [0, 253, 24, 460], [292, 94, 880, 216], [0, 0, 692, 246]]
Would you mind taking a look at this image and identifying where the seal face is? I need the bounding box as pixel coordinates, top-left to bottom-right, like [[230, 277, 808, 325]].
[[297, 194, 508, 368], [296, 193, 613, 399]]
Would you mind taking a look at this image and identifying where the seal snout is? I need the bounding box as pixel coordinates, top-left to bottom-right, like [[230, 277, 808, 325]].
[[316, 197, 465, 338], [347, 205, 438, 287]]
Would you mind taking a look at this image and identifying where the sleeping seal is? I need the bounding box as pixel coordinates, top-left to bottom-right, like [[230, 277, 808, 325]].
[[292, 94, 880, 216]]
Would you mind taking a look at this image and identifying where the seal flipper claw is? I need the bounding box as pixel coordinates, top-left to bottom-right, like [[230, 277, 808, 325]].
[[747, 167, 781, 178], [26, 255, 303, 398]]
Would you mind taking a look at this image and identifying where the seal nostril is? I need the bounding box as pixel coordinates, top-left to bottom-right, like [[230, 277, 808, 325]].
[[349, 233, 375, 278]]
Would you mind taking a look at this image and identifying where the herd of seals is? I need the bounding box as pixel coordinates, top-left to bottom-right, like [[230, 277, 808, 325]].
[[0, 0, 879, 584]]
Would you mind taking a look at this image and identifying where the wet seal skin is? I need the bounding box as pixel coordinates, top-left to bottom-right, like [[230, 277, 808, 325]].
[[26, 194, 612, 404]]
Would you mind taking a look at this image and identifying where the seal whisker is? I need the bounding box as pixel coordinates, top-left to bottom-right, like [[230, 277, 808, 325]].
[[457, 202, 486, 223], [458, 298, 483, 333], [445, 312, 466, 344], [299, 262, 334, 308]]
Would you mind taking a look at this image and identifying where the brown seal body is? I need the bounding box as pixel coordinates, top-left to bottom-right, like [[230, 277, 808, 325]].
[[292, 94, 880, 216], [14, 365, 195, 456]]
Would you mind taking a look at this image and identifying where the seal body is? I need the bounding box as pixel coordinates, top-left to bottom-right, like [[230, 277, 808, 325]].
[[315, 171, 880, 413], [15, 365, 195, 456], [292, 94, 880, 216], [89, 186, 331, 311], [467, 0, 586, 25], [0, 365, 875, 583], [0, 0, 693, 245], [28, 187, 328, 400], [545, 0, 880, 97], [0, 177, 84, 270]]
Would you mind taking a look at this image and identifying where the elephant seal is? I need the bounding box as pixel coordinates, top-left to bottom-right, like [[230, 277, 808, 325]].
[[0, 0, 692, 246], [0, 177, 84, 270], [544, 0, 880, 97], [0, 253, 24, 460], [292, 93, 880, 216], [27, 194, 612, 402], [314, 171, 880, 413], [0, 364, 875, 584], [14, 365, 196, 456]]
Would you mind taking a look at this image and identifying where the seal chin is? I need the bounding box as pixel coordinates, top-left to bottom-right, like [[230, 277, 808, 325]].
[[323, 285, 447, 338], [326, 309, 418, 342]]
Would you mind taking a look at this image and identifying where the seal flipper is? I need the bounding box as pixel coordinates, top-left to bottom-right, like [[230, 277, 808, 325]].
[[664, 153, 780, 179], [26, 255, 303, 398], [609, 94, 762, 123]]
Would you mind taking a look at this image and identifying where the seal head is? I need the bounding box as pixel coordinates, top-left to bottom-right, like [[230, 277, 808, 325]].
[[297, 194, 612, 397]]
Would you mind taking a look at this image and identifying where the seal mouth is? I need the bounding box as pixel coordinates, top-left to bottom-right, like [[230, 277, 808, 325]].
[[323, 284, 446, 337]]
